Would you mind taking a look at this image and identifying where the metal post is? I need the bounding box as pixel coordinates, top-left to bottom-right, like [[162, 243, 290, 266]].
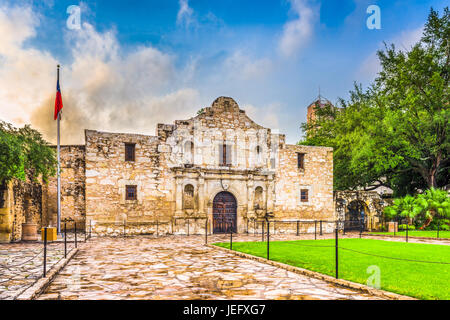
[[230, 223, 233, 251], [296, 221, 299, 236], [262, 221, 264, 242], [156, 220, 159, 237], [74, 222, 77, 248], [89, 220, 92, 239], [187, 219, 190, 236], [335, 228, 338, 279], [406, 224, 408, 243], [320, 220, 323, 235], [84, 222, 87, 242], [267, 221, 270, 260], [246, 219, 248, 234], [254, 220, 256, 236], [43, 227, 48, 277], [360, 220, 363, 238], [205, 218, 208, 244], [314, 220, 317, 240], [437, 218, 440, 239], [64, 222, 67, 258]]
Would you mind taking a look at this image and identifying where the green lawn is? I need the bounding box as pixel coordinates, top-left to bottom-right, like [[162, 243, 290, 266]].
[[369, 230, 450, 239], [213, 239, 450, 300]]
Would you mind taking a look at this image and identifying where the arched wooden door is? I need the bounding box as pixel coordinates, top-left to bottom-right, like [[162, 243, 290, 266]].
[[213, 191, 237, 233]]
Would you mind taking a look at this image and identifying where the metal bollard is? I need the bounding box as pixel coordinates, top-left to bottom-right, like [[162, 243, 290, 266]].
[[75, 222, 77, 248], [296, 221, 299, 236], [64, 222, 67, 258], [335, 228, 339, 279], [187, 219, 190, 236], [156, 220, 159, 237], [261, 222, 264, 242], [43, 227, 48, 277], [89, 220, 92, 239], [230, 226, 233, 251], [320, 220, 323, 235], [314, 220, 317, 240], [205, 218, 208, 244], [267, 221, 270, 260]]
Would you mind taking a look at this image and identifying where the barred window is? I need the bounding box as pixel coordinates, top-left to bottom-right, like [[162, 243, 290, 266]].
[[126, 185, 137, 200], [300, 189, 309, 202], [125, 143, 135, 161], [297, 153, 305, 169], [219, 144, 232, 166]]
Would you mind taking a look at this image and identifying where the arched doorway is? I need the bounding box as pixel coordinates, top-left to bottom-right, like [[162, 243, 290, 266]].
[[213, 191, 237, 233], [345, 200, 367, 231]]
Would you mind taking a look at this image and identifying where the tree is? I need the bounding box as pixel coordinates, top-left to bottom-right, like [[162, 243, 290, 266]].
[[299, 7, 449, 195], [415, 188, 450, 228], [0, 121, 57, 185]]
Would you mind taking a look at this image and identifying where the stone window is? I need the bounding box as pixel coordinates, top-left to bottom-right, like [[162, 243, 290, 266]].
[[125, 185, 137, 200], [183, 184, 194, 209], [184, 141, 194, 164], [297, 153, 305, 169], [219, 144, 232, 166], [300, 189, 309, 202], [270, 158, 276, 169], [255, 146, 262, 166], [0, 183, 6, 208], [125, 143, 135, 161]]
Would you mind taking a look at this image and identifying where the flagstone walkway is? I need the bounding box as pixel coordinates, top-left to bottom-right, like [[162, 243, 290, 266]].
[[0, 242, 69, 300], [37, 235, 384, 300]]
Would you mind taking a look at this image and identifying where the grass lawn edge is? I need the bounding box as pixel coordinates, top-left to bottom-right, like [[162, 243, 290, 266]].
[[206, 243, 416, 301]]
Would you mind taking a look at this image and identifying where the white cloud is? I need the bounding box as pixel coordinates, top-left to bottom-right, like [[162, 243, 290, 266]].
[[223, 51, 273, 81], [176, 0, 195, 28], [279, 0, 318, 57], [243, 102, 282, 129], [0, 4, 200, 144]]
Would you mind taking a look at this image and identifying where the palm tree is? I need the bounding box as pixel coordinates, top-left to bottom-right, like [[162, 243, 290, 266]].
[[415, 188, 450, 228]]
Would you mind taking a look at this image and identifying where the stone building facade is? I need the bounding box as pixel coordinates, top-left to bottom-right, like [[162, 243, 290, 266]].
[[83, 97, 334, 235], [0, 96, 335, 241]]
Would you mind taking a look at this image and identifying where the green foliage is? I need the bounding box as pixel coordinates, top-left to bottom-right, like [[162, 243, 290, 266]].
[[415, 187, 450, 219], [299, 7, 449, 195], [197, 108, 205, 115], [0, 121, 57, 184], [398, 224, 416, 231]]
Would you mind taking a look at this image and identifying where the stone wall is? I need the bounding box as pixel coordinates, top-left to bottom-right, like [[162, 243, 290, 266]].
[[83, 97, 334, 235], [0, 179, 43, 242], [84, 130, 173, 235], [45, 145, 86, 230], [275, 144, 334, 224]]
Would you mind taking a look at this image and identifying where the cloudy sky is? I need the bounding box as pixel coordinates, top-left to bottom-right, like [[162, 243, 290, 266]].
[[0, 0, 445, 144]]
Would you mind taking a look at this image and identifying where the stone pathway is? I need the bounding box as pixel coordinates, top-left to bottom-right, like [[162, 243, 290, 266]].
[[0, 241, 71, 300], [38, 235, 384, 300]]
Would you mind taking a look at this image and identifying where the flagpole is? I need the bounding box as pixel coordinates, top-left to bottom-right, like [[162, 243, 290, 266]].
[[56, 65, 61, 236]]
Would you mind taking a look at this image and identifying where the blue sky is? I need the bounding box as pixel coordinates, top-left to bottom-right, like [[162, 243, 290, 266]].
[[0, 0, 446, 144]]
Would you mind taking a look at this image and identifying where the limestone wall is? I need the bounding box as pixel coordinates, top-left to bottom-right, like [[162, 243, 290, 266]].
[[84, 130, 173, 235], [275, 144, 334, 227], [45, 145, 86, 230]]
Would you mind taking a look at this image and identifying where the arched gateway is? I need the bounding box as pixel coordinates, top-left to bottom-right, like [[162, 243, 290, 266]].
[[212, 191, 237, 233]]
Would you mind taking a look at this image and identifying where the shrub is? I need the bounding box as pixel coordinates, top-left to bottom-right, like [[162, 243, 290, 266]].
[[398, 224, 415, 231]]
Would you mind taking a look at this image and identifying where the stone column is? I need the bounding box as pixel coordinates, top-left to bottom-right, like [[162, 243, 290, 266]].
[[247, 176, 254, 218], [175, 175, 183, 216], [198, 176, 205, 215]]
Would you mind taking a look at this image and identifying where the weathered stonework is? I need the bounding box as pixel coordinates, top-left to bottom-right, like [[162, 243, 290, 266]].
[[45, 145, 86, 230], [0, 179, 43, 242], [81, 97, 334, 235], [32, 96, 334, 237]]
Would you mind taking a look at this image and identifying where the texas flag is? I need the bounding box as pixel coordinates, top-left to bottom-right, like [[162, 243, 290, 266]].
[[54, 75, 63, 120]]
